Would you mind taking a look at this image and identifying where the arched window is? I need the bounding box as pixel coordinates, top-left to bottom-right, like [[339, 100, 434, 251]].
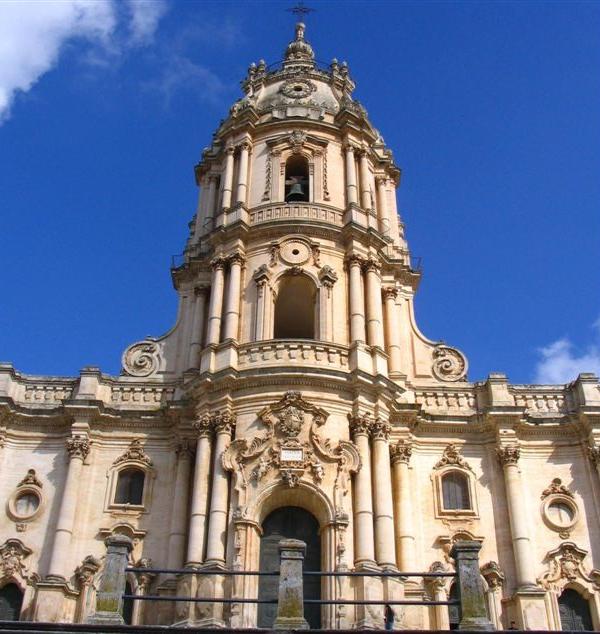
[[0, 583, 23, 621], [114, 468, 145, 505], [442, 471, 471, 510], [285, 155, 309, 202], [122, 581, 134, 625], [274, 274, 316, 339], [558, 588, 593, 631]]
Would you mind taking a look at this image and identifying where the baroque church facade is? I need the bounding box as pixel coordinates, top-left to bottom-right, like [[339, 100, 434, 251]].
[[1, 23, 600, 631]]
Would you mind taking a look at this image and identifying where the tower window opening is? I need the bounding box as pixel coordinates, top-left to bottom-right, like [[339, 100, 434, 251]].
[[274, 274, 316, 339], [285, 155, 309, 202]]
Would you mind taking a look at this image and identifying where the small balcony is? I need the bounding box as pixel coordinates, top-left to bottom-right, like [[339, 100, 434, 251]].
[[237, 339, 349, 372]]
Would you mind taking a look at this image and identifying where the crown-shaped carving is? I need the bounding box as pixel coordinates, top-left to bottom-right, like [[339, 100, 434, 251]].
[[434, 443, 473, 472], [113, 439, 152, 467]]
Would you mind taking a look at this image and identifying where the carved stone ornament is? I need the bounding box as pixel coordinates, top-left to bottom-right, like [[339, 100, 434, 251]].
[[67, 435, 90, 460], [222, 392, 360, 519], [588, 444, 600, 466], [253, 264, 271, 288], [18, 469, 42, 488], [348, 413, 372, 437], [113, 438, 152, 467], [390, 439, 412, 464], [280, 80, 316, 100], [541, 477, 574, 500], [480, 561, 505, 589], [538, 542, 600, 591], [193, 414, 212, 438], [122, 340, 160, 377], [434, 443, 473, 472], [280, 239, 311, 266], [262, 152, 272, 201], [497, 444, 520, 466], [0, 538, 32, 582], [75, 555, 101, 588], [431, 344, 468, 382], [370, 418, 391, 441], [426, 560, 452, 592], [134, 557, 156, 591], [318, 265, 338, 289]]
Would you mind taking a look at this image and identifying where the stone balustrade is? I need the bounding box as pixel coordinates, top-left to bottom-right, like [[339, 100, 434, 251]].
[[249, 202, 344, 227], [510, 385, 574, 415], [415, 389, 477, 412], [238, 340, 349, 371]]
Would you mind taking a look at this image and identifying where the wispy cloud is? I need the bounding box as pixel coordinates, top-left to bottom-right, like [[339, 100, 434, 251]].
[[534, 318, 600, 384], [0, 0, 168, 123]]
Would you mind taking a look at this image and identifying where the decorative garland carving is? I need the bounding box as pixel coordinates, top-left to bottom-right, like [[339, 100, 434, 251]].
[[18, 469, 42, 488], [432, 345, 467, 382], [262, 152, 272, 201], [122, 340, 160, 377], [538, 542, 600, 591], [0, 539, 32, 583], [541, 477, 573, 500], [113, 439, 152, 467], [322, 149, 330, 200], [67, 435, 90, 460], [434, 443, 473, 472], [223, 392, 359, 519], [497, 444, 520, 466]]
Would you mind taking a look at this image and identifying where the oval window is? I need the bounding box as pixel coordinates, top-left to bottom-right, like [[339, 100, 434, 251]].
[[14, 492, 40, 518]]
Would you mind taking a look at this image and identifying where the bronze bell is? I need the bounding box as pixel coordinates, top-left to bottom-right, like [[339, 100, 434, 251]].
[[286, 182, 306, 202]]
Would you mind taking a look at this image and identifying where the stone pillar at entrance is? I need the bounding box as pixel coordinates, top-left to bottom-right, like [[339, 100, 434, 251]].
[[273, 539, 309, 630]]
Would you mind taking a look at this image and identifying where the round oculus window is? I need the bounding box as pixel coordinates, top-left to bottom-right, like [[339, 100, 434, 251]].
[[14, 492, 40, 517], [280, 79, 316, 100]]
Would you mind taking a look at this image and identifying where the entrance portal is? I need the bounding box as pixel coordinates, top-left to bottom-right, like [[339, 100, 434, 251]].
[[257, 506, 321, 629], [558, 588, 593, 631]]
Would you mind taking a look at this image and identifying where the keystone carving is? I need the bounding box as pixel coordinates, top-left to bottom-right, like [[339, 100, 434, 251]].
[[432, 345, 468, 382], [18, 469, 42, 488], [541, 477, 573, 500]]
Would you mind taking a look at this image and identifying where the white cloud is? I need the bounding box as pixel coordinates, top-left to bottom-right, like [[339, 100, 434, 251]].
[[534, 318, 600, 384], [0, 0, 168, 123], [127, 0, 168, 45]]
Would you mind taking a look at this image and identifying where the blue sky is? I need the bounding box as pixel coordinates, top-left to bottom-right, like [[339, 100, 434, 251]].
[[0, 0, 599, 384]]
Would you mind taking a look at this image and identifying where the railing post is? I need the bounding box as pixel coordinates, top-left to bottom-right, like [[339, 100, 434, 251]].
[[87, 534, 133, 625], [450, 540, 494, 631], [274, 538, 309, 630]]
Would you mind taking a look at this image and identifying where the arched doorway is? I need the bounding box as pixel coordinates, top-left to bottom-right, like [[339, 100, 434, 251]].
[[257, 506, 321, 629], [558, 588, 593, 631], [0, 583, 23, 621]]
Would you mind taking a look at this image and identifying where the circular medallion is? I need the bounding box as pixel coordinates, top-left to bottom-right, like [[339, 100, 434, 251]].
[[280, 240, 310, 265], [280, 79, 316, 100]]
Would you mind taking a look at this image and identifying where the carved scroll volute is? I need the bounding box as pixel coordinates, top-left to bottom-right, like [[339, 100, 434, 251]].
[[432, 344, 468, 382]]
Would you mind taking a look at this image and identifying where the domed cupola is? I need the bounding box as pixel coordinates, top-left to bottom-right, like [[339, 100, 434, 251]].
[[283, 22, 315, 71]]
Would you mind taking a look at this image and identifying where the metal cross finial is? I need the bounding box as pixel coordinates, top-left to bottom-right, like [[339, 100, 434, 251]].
[[287, 2, 315, 20]]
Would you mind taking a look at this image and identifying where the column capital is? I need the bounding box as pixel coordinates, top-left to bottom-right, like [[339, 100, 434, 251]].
[[210, 256, 227, 271], [224, 145, 235, 156], [318, 264, 338, 289], [194, 284, 210, 296], [348, 413, 373, 438], [344, 253, 365, 268], [212, 410, 236, 435], [497, 444, 520, 466], [370, 418, 391, 441], [193, 414, 212, 438], [588, 444, 600, 465], [342, 142, 357, 154], [176, 439, 195, 459], [382, 286, 398, 300], [227, 250, 246, 266], [66, 435, 90, 460], [237, 140, 252, 152], [362, 256, 381, 273], [375, 174, 388, 186], [390, 439, 412, 464]]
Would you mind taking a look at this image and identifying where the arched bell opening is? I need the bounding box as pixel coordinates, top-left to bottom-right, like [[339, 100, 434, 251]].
[[285, 155, 309, 202], [558, 587, 594, 631], [257, 507, 321, 630], [0, 583, 23, 621], [273, 273, 317, 339]]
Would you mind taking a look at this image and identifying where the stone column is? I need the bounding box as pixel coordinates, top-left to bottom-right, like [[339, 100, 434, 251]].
[[223, 252, 245, 341], [348, 415, 375, 566], [364, 258, 384, 349], [186, 416, 213, 566], [358, 150, 372, 210], [347, 255, 366, 344], [376, 176, 389, 235], [318, 266, 338, 342], [390, 439, 415, 572], [188, 285, 208, 369], [235, 141, 251, 205], [87, 535, 133, 625], [344, 144, 358, 206], [167, 441, 194, 570], [370, 419, 396, 568], [383, 287, 401, 374], [204, 175, 218, 233], [47, 435, 90, 580], [273, 539, 309, 630], [588, 444, 600, 481], [253, 265, 271, 341], [206, 257, 226, 345], [497, 445, 537, 589], [450, 541, 494, 631], [221, 146, 235, 210], [205, 412, 236, 566]]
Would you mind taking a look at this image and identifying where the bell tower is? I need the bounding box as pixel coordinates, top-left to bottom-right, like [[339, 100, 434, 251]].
[[121, 21, 468, 386]]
